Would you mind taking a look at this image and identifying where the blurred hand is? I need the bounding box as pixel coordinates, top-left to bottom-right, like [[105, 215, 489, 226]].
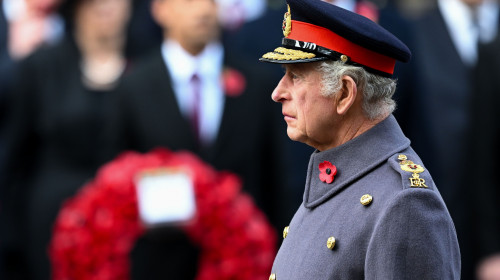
[[477, 254, 500, 280], [8, 14, 47, 60]]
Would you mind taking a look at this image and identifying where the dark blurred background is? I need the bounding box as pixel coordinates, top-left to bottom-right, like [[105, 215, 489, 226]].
[[1, 0, 500, 279]]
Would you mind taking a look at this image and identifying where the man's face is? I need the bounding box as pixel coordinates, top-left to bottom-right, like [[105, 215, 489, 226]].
[[271, 63, 340, 149], [154, 0, 219, 48], [75, 0, 131, 38]]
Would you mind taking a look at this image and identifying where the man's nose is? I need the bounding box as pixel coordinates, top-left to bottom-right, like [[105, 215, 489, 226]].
[[271, 76, 288, 103]]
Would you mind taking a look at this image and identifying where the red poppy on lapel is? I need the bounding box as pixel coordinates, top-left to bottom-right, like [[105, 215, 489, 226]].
[[319, 161, 337, 184], [222, 68, 246, 97]]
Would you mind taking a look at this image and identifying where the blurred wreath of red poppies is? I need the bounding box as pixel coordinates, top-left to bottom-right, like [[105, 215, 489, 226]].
[[49, 148, 277, 280]]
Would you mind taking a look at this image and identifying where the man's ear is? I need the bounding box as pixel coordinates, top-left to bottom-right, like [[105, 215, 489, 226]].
[[336, 75, 357, 115]]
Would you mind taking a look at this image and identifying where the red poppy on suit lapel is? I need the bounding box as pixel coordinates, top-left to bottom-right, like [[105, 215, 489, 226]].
[[222, 68, 246, 97], [319, 161, 337, 184]]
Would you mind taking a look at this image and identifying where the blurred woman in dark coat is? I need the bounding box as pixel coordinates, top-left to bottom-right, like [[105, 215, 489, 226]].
[[0, 0, 133, 279]]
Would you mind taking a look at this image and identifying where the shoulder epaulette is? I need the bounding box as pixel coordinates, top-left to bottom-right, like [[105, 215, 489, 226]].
[[389, 154, 433, 190]]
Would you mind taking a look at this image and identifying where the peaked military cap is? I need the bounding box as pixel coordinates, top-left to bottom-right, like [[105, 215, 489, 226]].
[[260, 0, 411, 77]]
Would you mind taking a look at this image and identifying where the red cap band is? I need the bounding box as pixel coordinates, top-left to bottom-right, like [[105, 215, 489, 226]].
[[288, 20, 396, 74]]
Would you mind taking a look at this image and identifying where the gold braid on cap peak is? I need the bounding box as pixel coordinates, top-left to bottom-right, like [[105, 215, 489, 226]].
[[262, 47, 316, 61]]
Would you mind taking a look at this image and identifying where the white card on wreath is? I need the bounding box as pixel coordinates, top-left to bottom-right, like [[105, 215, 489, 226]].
[[136, 169, 196, 226]]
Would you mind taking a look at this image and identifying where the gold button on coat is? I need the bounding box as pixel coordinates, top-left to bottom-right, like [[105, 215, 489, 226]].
[[283, 226, 289, 239], [327, 236, 336, 250], [269, 273, 276, 280], [360, 194, 373, 206]]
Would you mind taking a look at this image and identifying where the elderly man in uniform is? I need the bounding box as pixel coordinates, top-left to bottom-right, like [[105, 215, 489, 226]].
[[259, 0, 461, 279]]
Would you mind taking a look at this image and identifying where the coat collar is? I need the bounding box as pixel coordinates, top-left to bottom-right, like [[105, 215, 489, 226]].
[[303, 115, 410, 209]]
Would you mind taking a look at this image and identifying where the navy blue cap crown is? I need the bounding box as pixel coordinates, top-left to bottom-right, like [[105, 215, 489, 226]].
[[260, 0, 411, 77]]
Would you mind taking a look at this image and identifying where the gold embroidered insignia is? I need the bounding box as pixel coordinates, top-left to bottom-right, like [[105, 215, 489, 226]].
[[283, 5, 292, 37], [261, 47, 316, 61], [398, 155, 428, 188]]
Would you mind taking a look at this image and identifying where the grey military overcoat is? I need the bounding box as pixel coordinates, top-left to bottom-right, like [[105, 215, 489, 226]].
[[270, 115, 461, 279]]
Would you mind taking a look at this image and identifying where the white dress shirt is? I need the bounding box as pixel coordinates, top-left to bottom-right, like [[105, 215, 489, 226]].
[[439, 0, 499, 66], [162, 40, 225, 145]]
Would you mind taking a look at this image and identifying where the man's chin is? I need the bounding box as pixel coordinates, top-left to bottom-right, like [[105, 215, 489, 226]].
[[286, 129, 304, 143], [190, 31, 219, 46]]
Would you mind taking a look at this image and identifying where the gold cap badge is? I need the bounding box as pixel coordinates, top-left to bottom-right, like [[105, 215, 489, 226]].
[[282, 5, 292, 37]]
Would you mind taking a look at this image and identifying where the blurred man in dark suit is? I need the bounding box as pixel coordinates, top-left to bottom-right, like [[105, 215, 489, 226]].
[[108, 0, 287, 279]]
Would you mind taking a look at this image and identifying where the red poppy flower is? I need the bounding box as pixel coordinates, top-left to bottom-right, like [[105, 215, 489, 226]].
[[222, 68, 246, 97], [319, 161, 337, 184]]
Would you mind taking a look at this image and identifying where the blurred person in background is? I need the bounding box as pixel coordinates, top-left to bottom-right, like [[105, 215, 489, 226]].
[[0, 0, 63, 69], [0, 0, 64, 231], [0, 0, 64, 115], [409, 0, 499, 278], [107, 0, 286, 278], [469, 31, 500, 280], [1, 0, 65, 227], [0, 0, 134, 279]]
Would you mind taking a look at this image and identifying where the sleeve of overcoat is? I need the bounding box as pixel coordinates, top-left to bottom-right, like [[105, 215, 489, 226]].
[[365, 188, 461, 280]]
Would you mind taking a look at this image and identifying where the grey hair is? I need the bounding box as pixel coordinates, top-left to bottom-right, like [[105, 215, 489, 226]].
[[317, 60, 397, 120]]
